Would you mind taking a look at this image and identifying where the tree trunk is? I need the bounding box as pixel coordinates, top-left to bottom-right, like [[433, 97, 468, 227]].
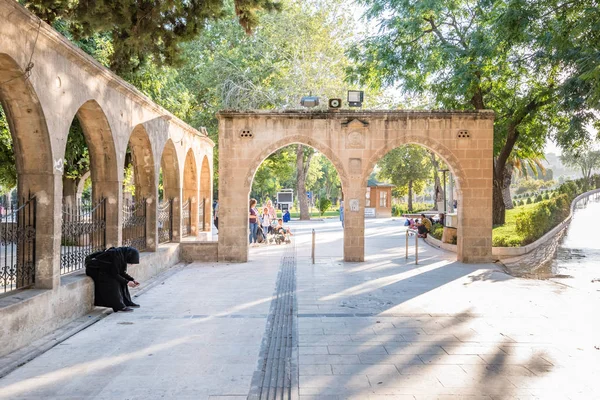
[[492, 170, 506, 226], [408, 180, 414, 212], [428, 151, 443, 209], [502, 163, 514, 209], [62, 176, 79, 207], [296, 145, 311, 220]]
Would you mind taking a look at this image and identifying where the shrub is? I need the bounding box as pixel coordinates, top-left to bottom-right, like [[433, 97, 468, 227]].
[[543, 193, 550, 200], [430, 223, 443, 240], [535, 194, 543, 202], [318, 198, 332, 216], [492, 233, 523, 247], [515, 194, 570, 244], [526, 197, 532, 204]]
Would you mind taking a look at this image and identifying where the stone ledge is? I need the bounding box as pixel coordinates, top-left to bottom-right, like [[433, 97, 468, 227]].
[[218, 109, 495, 119], [424, 235, 457, 252], [180, 241, 219, 262]]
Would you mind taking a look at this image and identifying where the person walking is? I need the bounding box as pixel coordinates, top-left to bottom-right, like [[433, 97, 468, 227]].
[[213, 200, 219, 231], [339, 200, 345, 228], [249, 198, 259, 245]]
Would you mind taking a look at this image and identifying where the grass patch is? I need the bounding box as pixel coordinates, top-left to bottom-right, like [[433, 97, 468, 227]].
[[492, 203, 537, 247]]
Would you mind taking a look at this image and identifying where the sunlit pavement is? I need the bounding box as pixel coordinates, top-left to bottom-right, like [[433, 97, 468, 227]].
[[1, 218, 599, 399]]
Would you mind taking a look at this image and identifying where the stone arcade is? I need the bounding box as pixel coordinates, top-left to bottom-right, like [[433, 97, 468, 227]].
[[0, 0, 213, 357]]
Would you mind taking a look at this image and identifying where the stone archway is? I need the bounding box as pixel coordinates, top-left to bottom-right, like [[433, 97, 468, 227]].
[[160, 139, 181, 241], [218, 110, 494, 264], [199, 155, 211, 233], [125, 124, 157, 251], [182, 149, 198, 237], [0, 53, 56, 288]]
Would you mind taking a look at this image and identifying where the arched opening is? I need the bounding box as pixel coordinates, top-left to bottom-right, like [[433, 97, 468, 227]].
[[241, 141, 346, 260], [158, 139, 180, 243], [60, 100, 118, 274], [199, 155, 211, 233], [363, 140, 466, 262], [0, 53, 54, 290], [123, 124, 156, 251], [182, 149, 198, 238]]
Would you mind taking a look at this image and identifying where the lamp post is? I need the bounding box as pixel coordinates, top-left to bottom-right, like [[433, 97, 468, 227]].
[[439, 169, 449, 226]]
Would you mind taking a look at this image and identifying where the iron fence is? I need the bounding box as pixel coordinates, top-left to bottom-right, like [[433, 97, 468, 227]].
[[0, 195, 36, 293], [60, 198, 106, 275], [182, 198, 191, 237], [158, 199, 173, 244], [122, 198, 147, 251]]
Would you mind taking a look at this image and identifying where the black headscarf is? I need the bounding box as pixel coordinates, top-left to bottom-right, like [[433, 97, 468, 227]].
[[123, 247, 140, 264]]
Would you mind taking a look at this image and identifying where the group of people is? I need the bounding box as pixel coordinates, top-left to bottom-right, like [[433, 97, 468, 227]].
[[249, 198, 292, 245], [405, 213, 445, 238]]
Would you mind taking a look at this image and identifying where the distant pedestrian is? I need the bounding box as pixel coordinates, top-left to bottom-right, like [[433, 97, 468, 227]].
[[262, 207, 272, 236], [265, 199, 277, 220], [339, 200, 344, 228], [213, 200, 219, 231], [249, 198, 259, 245]]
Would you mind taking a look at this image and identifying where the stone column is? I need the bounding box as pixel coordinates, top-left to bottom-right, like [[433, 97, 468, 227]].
[[19, 172, 61, 290], [164, 187, 181, 243], [138, 184, 158, 252], [343, 182, 366, 262], [217, 169, 248, 262], [93, 180, 122, 248]]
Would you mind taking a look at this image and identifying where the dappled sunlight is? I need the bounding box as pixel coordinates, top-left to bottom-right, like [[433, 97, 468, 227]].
[[0, 336, 192, 399], [319, 260, 451, 302]]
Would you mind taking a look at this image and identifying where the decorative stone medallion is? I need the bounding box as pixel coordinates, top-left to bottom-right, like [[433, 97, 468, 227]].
[[346, 131, 365, 149]]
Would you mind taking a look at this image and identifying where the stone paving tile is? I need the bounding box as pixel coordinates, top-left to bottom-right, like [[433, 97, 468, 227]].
[[331, 363, 399, 376]]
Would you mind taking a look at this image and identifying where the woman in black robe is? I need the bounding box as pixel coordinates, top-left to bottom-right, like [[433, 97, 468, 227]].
[[85, 247, 141, 312]]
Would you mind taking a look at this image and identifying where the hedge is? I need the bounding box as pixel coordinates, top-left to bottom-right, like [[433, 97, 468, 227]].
[[430, 223, 443, 240], [515, 194, 570, 244]]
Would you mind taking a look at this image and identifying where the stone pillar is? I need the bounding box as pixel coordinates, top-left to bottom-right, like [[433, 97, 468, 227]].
[[343, 182, 366, 262], [93, 180, 122, 248], [217, 182, 248, 263], [138, 183, 158, 252], [448, 174, 455, 213], [164, 187, 181, 243], [19, 172, 61, 290]]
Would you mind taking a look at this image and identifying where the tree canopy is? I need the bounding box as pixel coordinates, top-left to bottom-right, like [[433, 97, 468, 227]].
[[347, 0, 598, 224], [23, 0, 280, 73]]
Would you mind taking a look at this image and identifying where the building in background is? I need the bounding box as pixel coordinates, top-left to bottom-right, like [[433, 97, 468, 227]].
[[365, 177, 394, 218]]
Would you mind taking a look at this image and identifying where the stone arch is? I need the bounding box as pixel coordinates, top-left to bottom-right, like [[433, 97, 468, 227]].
[[0, 53, 53, 178], [199, 155, 211, 232], [160, 139, 180, 198], [0, 53, 55, 289], [64, 100, 119, 204], [244, 135, 350, 192], [183, 149, 198, 236], [128, 124, 156, 198], [363, 135, 468, 194]]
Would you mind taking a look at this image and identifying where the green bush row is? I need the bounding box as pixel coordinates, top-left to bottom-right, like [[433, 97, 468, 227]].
[[515, 194, 570, 245], [392, 203, 433, 216]]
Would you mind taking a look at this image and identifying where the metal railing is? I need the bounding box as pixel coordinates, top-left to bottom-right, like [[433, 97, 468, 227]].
[[182, 198, 191, 237], [60, 198, 106, 275], [122, 198, 147, 251], [0, 195, 36, 293], [158, 199, 173, 244], [405, 229, 419, 264]]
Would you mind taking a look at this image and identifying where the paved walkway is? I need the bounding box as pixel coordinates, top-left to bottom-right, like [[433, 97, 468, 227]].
[[1, 219, 599, 399]]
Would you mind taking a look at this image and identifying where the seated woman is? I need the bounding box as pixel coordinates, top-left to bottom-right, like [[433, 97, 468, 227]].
[[272, 218, 293, 244], [85, 247, 141, 312]]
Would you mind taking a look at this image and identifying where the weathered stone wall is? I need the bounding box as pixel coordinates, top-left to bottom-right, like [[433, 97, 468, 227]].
[[218, 110, 494, 263]]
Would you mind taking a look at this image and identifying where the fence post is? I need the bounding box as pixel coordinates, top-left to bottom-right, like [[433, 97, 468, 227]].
[[415, 232, 419, 265], [405, 230, 409, 259], [312, 229, 315, 264]]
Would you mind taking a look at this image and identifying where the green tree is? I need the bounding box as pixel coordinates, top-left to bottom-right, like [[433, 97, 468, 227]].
[[348, 0, 587, 224], [0, 106, 16, 195], [376, 145, 432, 212], [23, 0, 280, 74], [560, 145, 600, 189]]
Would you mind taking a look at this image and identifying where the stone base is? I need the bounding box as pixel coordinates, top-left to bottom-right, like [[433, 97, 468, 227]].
[[442, 227, 457, 244], [180, 241, 219, 262]]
